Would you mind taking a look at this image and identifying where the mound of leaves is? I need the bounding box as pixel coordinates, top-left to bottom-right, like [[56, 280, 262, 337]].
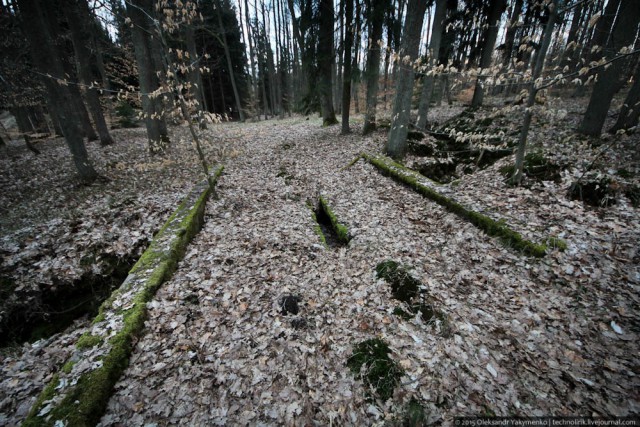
[[347, 338, 404, 402], [500, 152, 564, 184]]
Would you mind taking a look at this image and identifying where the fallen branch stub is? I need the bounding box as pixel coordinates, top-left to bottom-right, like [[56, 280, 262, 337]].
[[22, 166, 223, 427], [364, 153, 557, 257], [310, 196, 351, 248]]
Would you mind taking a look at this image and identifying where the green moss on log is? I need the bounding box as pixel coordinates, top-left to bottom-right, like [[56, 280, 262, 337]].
[[76, 333, 103, 349], [22, 167, 223, 427], [364, 154, 547, 257]]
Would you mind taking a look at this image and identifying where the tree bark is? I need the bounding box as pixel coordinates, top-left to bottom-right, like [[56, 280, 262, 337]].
[[502, 0, 523, 67], [578, 0, 639, 136], [385, 0, 428, 159], [64, 0, 114, 146], [318, 0, 338, 126], [416, 0, 446, 129], [471, 0, 507, 107], [126, 0, 170, 153], [17, 0, 97, 182], [362, 0, 388, 135], [510, 0, 558, 186], [341, 0, 354, 134], [215, 0, 242, 122], [609, 62, 640, 133]]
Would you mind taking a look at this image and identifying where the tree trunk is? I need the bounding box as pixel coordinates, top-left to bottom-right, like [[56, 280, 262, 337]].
[[471, 0, 507, 107], [126, 0, 170, 153], [578, 0, 639, 136], [12, 107, 41, 155], [17, 0, 97, 182], [341, 0, 354, 134], [64, 0, 114, 146], [318, 0, 338, 126], [416, 0, 446, 129], [610, 63, 640, 133], [385, 0, 428, 159], [511, 0, 558, 186], [362, 0, 388, 135], [244, 0, 260, 118], [502, 0, 523, 67], [186, 25, 207, 126]]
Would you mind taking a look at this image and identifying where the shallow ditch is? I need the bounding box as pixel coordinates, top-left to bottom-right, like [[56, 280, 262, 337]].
[[310, 196, 351, 248], [0, 254, 135, 347]]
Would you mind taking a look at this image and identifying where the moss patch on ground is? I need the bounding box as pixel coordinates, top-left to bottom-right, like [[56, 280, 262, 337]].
[[22, 167, 223, 427], [347, 338, 404, 402], [364, 153, 553, 257]]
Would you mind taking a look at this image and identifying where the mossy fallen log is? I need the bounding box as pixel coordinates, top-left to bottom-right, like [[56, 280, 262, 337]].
[[362, 153, 554, 257], [22, 166, 223, 427]]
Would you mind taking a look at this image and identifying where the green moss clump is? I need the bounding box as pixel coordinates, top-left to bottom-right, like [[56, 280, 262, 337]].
[[546, 236, 568, 251], [402, 398, 428, 427], [347, 338, 404, 401], [365, 154, 547, 257], [76, 333, 103, 349], [376, 260, 420, 303], [62, 360, 75, 374]]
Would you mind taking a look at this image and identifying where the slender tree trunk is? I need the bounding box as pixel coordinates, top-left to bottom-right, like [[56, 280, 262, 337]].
[[318, 0, 338, 126], [610, 63, 640, 133], [416, 0, 446, 129], [386, 0, 428, 159], [217, 0, 245, 121], [502, 0, 523, 67], [471, 0, 507, 107], [244, 0, 259, 118], [126, 0, 170, 153], [341, 0, 354, 134], [362, 0, 388, 135], [17, 0, 97, 181], [579, 0, 639, 136], [64, 0, 114, 146], [511, 0, 558, 186], [13, 107, 41, 155], [185, 25, 207, 127]]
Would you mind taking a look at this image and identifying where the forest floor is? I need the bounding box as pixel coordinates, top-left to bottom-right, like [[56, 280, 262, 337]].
[[1, 97, 639, 425]]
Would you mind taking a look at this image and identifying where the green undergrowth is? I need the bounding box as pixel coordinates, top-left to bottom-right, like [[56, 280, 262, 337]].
[[347, 338, 404, 402], [23, 168, 223, 427], [364, 154, 556, 257]]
